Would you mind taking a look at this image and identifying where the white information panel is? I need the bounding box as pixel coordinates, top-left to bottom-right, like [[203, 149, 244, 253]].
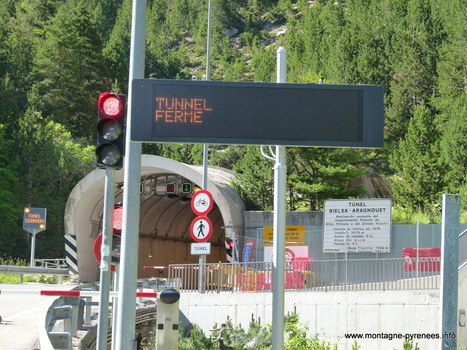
[[323, 199, 392, 253], [191, 242, 211, 255]]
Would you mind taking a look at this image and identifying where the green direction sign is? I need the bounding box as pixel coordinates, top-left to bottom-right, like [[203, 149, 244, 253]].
[[130, 79, 384, 148], [23, 207, 47, 234]]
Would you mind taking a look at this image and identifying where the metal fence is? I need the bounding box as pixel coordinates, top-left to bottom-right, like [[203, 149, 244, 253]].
[[35, 258, 68, 269], [241, 224, 467, 264], [168, 258, 441, 293], [168, 225, 467, 293]]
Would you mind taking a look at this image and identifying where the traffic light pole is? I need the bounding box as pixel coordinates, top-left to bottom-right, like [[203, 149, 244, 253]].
[[97, 167, 115, 350], [114, 0, 146, 349]]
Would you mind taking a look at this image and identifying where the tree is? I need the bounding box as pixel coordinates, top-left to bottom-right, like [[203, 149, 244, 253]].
[[440, 97, 467, 193], [288, 148, 367, 211], [0, 125, 26, 258], [232, 146, 274, 210], [17, 108, 94, 257], [29, 1, 106, 141], [6, 0, 65, 107], [389, 103, 444, 212], [384, 0, 444, 144]]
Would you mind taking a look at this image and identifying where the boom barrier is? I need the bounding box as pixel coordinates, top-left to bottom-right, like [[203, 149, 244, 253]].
[[0, 289, 157, 298]]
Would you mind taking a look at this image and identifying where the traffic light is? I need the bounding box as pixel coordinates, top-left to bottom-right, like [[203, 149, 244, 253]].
[[166, 183, 176, 194], [182, 183, 192, 194], [96, 92, 126, 168], [113, 203, 123, 233]]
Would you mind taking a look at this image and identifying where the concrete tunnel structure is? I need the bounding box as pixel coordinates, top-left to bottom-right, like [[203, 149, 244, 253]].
[[65, 154, 246, 282]]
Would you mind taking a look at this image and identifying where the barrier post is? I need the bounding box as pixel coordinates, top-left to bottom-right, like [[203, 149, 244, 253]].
[[156, 288, 180, 350]]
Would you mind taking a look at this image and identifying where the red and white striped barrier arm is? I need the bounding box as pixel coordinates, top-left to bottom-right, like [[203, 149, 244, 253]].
[[144, 265, 198, 269], [0, 290, 157, 298]]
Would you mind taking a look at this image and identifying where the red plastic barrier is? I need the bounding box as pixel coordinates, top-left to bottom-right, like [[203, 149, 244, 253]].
[[402, 248, 441, 272]]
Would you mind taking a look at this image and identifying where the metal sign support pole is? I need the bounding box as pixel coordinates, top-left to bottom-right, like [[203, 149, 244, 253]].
[[272, 46, 287, 350], [111, 265, 119, 350], [97, 167, 115, 350], [30, 230, 37, 267], [198, 145, 209, 293], [115, 0, 146, 349], [439, 194, 460, 349], [198, 0, 212, 293]]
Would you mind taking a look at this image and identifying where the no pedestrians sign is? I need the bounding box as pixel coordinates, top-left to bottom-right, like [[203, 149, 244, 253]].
[[190, 216, 213, 243]]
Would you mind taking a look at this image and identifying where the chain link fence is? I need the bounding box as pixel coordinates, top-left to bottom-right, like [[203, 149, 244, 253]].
[[241, 224, 467, 265], [169, 224, 467, 292]]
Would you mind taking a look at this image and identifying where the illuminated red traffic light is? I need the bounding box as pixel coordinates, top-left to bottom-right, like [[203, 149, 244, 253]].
[[166, 183, 175, 194], [99, 93, 124, 117], [113, 203, 123, 232], [96, 93, 126, 168]]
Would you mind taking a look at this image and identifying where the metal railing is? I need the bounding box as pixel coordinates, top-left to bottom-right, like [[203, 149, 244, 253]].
[[168, 258, 443, 293], [35, 258, 67, 269]]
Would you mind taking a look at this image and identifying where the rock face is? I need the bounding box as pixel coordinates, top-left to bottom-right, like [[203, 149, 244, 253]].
[[348, 175, 393, 199]]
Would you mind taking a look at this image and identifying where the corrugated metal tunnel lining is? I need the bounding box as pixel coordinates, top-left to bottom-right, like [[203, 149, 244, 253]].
[[65, 155, 245, 282]]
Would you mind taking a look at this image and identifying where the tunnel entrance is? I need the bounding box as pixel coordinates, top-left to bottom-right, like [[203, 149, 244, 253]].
[[65, 155, 245, 283]]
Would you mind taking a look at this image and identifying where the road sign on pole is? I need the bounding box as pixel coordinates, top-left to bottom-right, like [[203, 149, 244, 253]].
[[191, 189, 214, 216], [191, 242, 211, 255], [190, 216, 213, 243], [130, 79, 384, 148], [23, 207, 47, 267], [23, 207, 47, 234], [93, 233, 116, 272]]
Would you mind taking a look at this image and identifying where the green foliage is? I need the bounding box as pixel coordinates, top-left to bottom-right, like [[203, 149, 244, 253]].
[[0, 257, 27, 283], [29, 1, 106, 140], [287, 148, 368, 211], [281, 310, 339, 350], [179, 312, 345, 350], [402, 339, 420, 350], [391, 206, 440, 224], [231, 146, 274, 210], [0, 0, 466, 260], [389, 103, 444, 213]]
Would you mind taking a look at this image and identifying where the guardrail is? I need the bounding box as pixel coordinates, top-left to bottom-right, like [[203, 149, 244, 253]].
[[0, 265, 69, 284], [37, 282, 159, 350], [167, 258, 444, 293], [0, 265, 69, 275]]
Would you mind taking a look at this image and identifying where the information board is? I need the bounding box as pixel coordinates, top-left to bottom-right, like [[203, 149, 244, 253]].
[[323, 199, 391, 253], [263, 226, 306, 247], [131, 79, 384, 147]]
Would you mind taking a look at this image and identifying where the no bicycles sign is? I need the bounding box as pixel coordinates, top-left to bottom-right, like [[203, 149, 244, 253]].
[[191, 189, 214, 216]]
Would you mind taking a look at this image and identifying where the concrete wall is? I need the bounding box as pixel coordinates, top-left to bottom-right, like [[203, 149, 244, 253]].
[[179, 288, 467, 350]]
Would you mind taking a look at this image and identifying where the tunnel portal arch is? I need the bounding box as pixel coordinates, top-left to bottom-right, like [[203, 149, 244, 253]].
[[65, 155, 245, 282]]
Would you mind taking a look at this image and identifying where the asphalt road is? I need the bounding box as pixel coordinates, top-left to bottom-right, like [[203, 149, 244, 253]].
[[0, 283, 74, 350]]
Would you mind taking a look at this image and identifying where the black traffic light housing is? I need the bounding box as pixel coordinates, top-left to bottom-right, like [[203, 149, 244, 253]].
[[96, 92, 126, 168]]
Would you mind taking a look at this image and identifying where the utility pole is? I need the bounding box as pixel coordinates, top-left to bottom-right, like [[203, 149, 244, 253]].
[[114, 0, 146, 349]]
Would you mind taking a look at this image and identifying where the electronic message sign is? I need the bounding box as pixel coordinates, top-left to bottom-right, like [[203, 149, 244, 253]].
[[130, 79, 384, 147], [23, 207, 47, 234]]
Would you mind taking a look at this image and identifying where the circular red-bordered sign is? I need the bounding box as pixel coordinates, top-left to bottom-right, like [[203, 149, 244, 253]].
[[94, 233, 116, 272], [191, 190, 214, 216], [190, 216, 213, 243]]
